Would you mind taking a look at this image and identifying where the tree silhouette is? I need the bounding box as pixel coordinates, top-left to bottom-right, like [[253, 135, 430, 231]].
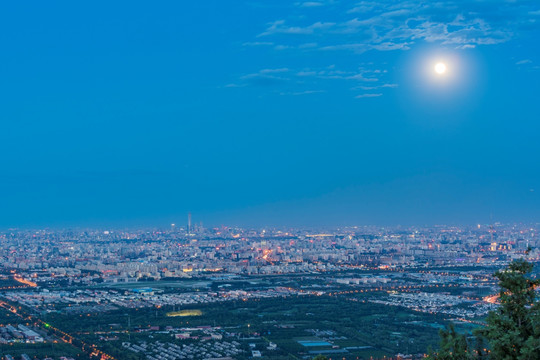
[[431, 258, 540, 359], [428, 324, 474, 359], [312, 355, 328, 360], [482, 258, 540, 360]]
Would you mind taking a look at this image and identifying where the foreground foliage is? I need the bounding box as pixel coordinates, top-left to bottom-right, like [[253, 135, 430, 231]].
[[431, 258, 540, 360]]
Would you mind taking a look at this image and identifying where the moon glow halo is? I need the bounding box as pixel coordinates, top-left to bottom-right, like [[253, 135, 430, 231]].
[[435, 62, 447, 74]]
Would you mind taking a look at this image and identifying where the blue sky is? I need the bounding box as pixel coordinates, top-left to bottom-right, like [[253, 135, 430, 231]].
[[1, 1, 539, 227]]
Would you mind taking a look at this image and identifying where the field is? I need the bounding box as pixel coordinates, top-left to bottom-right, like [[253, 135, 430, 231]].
[[0, 342, 85, 358], [167, 309, 203, 317], [96, 279, 211, 290], [42, 292, 462, 359]]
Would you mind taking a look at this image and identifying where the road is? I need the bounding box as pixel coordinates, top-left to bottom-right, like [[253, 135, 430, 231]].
[[0, 298, 116, 360]]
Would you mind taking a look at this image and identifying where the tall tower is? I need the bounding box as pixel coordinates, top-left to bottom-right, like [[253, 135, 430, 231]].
[[489, 214, 497, 252], [188, 212, 192, 234]]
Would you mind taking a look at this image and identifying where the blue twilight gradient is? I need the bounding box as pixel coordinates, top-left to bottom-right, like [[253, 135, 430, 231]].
[[0, 1, 539, 227]]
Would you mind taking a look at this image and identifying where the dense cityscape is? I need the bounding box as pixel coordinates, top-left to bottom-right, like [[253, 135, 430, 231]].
[[0, 221, 538, 359], [3, 221, 538, 280]]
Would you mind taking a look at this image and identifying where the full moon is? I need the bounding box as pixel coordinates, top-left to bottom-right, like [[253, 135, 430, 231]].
[[435, 62, 447, 74]]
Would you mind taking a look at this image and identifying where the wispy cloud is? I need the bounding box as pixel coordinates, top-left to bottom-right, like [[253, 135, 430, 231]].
[[456, 44, 476, 50], [227, 64, 396, 99], [279, 90, 326, 96], [224, 83, 248, 88], [347, 2, 379, 14], [274, 42, 319, 51], [259, 68, 290, 74], [295, 67, 380, 82], [233, 1, 540, 100], [355, 93, 383, 98], [354, 83, 398, 90], [296, 2, 325, 8], [259, 20, 335, 36], [238, 68, 292, 87], [256, 0, 540, 52], [295, 0, 337, 8], [242, 41, 274, 47]]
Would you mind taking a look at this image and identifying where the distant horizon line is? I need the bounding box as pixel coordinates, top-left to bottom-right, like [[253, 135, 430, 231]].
[[1, 221, 538, 232]]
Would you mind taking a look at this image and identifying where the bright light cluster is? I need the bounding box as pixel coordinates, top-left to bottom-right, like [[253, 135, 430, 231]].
[[435, 62, 447, 74]]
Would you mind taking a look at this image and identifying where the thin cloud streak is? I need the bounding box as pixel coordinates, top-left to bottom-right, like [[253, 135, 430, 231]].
[[355, 93, 383, 98], [257, 0, 540, 53]]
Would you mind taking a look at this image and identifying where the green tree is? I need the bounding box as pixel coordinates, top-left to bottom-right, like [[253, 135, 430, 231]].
[[483, 258, 540, 360], [428, 324, 474, 360], [473, 331, 488, 360], [312, 355, 328, 360], [431, 258, 540, 359]]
